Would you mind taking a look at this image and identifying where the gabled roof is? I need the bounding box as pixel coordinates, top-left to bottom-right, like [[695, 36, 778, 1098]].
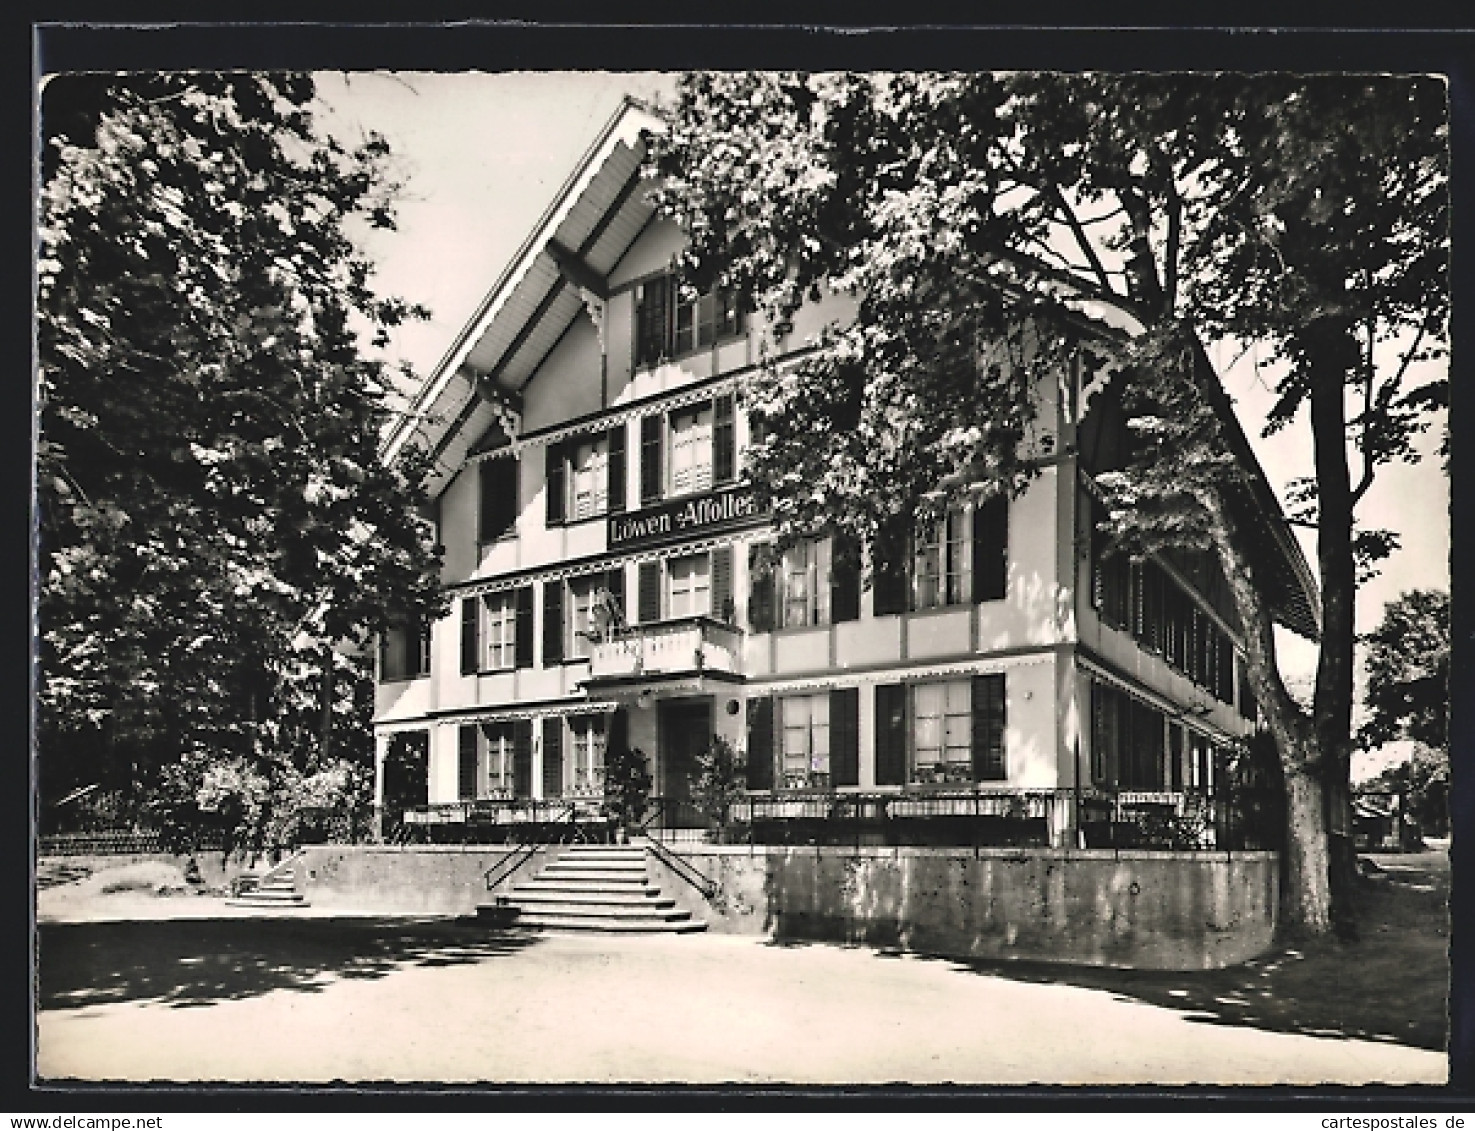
[[381, 96, 664, 492]]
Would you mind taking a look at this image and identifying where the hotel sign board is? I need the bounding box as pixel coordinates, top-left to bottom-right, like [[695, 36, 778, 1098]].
[[607, 486, 765, 551]]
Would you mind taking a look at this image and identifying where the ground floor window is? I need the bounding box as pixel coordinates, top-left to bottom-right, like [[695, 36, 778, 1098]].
[[780, 693, 831, 789], [568, 714, 607, 797], [911, 679, 973, 785], [482, 724, 515, 798]]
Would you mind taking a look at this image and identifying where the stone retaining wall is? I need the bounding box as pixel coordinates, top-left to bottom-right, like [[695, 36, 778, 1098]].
[[644, 845, 1279, 970]]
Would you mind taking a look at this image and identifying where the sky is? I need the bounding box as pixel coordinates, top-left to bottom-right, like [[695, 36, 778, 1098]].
[[315, 71, 1451, 766]]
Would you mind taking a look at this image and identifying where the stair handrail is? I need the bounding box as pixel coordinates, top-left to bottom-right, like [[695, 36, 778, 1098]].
[[642, 835, 718, 901], [483, 840, 540, 892], [231, 849, 305, 897]]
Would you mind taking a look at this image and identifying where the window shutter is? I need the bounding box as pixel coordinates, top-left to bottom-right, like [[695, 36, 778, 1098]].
[[460, 597, 479, 675], [541, 717, 564, 799], [830, 533, 860, 623], [711, 545, 735, 623], [873, 516, 909, 616], [875, 683, 908, 786], [378, 632, 390, 683], [713, 392, 736, 484], [747, 543, 774, 632], [514, 586, 534, 669], [458, 724, 479, 800], [607, 423, 626, 513], [542, 580, 564, 667], [479, 458, 518, 543], [971, 673, 1006, 782], [640, 414, 663, 505], [638, 561, 662, 624], [545, 443, 565, 526], [745, 696, 774, 790], [512, 719, 533, 798], [972, 495, 1009, 603], [1169, 723, 1184, 792], [636, 275, 670, 366], [830, 687, 860, 787]]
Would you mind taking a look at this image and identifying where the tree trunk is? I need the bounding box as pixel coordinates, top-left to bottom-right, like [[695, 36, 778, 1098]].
[[1282, 761, 1334, 936], [1307, 325, 1362, 938], [1201, 487, 1334, 936]]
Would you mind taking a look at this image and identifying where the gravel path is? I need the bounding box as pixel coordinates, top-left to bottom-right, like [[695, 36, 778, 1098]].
[[37, 922, 1446, 1086]]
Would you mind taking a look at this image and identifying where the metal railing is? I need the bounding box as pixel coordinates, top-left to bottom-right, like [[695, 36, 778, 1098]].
[[483, 841, 541, 892], [399, 796, 617, 844], [640, 835, 719, 900]]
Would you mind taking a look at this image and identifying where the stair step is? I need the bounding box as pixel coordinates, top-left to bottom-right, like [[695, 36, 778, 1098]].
[[541, 860, 648, 873], [531, 870, 652, 884], [510, 881, 664, 898], [512, 912, 706, 933], [225, 896, 311, 908], [502, 891, 677, 909]]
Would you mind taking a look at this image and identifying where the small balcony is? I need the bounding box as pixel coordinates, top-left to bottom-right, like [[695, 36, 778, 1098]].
[[585, 615, 744, 686]]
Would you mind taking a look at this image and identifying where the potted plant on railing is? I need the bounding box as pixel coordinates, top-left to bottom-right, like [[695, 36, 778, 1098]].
[[602, 741, 652, 844], [691, 735, 748, 845]]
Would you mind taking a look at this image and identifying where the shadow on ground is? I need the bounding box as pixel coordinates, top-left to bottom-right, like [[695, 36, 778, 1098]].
[[768, 848, 1450, 1053], [38, 917, 541, 1012]]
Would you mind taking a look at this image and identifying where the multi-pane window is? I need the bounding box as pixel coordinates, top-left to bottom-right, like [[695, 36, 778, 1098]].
[[780, 539, 832, 628], [568, 715, 607, 797], [1090, 681, 1168, 791], [568, 577, 599, 660], [911, 680, 973, 785], [569, 437, 609, 521], [667, 553, 712, 618], [669, 406, 714, 495], [482, 593, 517, 670], [914, 509, 971, 610], [636, 274, 744, 366], [483, 724, 515, 798], [780, 693, 830, 790]]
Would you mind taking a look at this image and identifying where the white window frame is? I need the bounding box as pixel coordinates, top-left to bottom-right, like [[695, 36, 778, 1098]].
[[667, 552, 712, 619], [779, 538, 832, 629], [914, 508, 972, 610], [910, 679, 972, 785], [780, 693, 831, 791], [482, 593, 517, 671], [568, 436, 610, 521], [568, 715, 607, 797], [482, 724, 514, 799], [668, 405, 714, 497], [568, 576, 600, 660]]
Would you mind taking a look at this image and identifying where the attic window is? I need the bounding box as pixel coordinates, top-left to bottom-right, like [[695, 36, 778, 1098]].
[[635, 274, 744, 366]]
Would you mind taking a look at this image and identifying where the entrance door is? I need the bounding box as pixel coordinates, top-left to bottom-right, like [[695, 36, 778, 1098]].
[[659, 698, 712, 805]]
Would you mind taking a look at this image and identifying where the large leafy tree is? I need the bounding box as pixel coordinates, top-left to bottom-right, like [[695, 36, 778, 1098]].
[[648, 71, 1447, 936], [37, 73, 444, 852], [1361, 590, 1449, 754]]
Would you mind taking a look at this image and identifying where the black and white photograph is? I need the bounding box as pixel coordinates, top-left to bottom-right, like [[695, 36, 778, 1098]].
[[32, 52, 1456, 1091]]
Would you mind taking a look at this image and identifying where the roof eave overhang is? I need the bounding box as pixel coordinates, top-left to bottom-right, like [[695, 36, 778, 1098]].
[[380, 97, 666, 471]]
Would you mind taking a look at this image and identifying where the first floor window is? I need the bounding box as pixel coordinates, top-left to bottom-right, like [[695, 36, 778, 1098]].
[[914, 509, 971, 610], [568, 577, 598, 660], [911, 680, 972, 784], [483, 593, 516, 670], [569, 715, 607, 796], [379, 616, 431, 682], [780, 539, 832, 628], [669, 405, 714, 495], [668, 552, 712, 618], [780, 693, 830, 790], [569, 437, 609, 521], [483, 724, 515, 799]]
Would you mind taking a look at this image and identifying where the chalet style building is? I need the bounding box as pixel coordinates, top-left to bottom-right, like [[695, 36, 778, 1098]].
[[373, 98, 1319, 849]]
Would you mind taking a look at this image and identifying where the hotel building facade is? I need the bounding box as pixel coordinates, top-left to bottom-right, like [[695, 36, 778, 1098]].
[[372, 99, 1319, 849]]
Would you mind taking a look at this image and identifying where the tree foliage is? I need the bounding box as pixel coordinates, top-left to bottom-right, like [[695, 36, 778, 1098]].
[[37, 73, 444, 851], [649, 71, 1448, 934], [1360, 589, 1449, 753]]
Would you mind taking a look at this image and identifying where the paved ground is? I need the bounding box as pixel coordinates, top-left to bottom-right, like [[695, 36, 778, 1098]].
[[37, 916, 1446, 1087]]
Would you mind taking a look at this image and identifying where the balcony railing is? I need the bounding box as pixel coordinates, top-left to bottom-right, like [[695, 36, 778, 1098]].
[[586, 615, 743, 682]]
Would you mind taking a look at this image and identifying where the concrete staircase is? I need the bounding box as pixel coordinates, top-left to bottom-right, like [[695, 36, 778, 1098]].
[[480, 844, 705, 934], [224, 857, 310, 909]]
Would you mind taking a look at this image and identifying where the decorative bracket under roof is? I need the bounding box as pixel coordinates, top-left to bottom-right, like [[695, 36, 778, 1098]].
[[473, 371, 522, 439]]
